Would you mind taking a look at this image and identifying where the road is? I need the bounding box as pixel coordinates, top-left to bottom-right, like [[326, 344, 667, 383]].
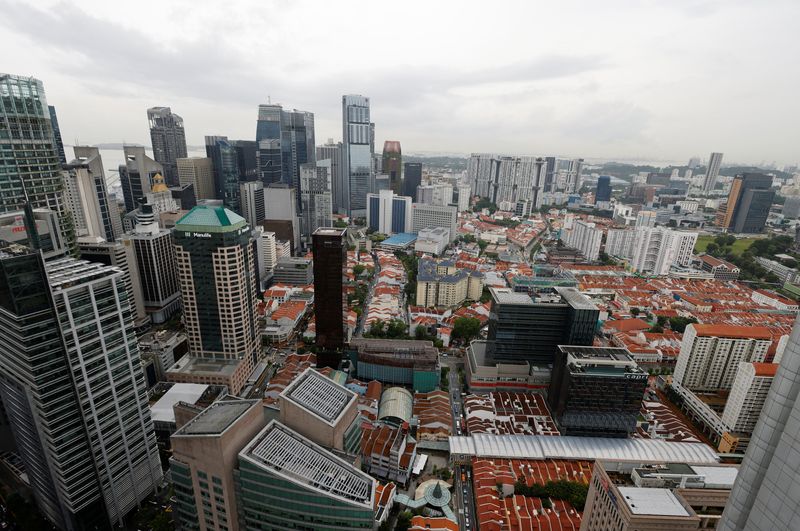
[[447, 361, 477, 530]]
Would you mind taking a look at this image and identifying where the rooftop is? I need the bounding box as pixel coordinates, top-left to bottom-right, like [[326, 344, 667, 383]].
[[617, 487, 689, 517], [380, 232, 417, 247], [752, 362, 779, 377], [174, 400, 257, 436], [690, 324, 773, 340], [166, 355, 243, 377], [490, 287, 534, 305], [312, 227, 346, 236], [150, 383, 208, 424], [242, 421, 374, 508], [554, 286, 598, 310], [281, 368, 356, 425], [175, 205, 247, 232]]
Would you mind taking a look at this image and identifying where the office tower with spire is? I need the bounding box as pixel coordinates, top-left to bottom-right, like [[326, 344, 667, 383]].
[[63, 146, 120, 241], [120, 201, 181, 323], [147, 106, 187, 186], [47, 105, 66, 165], [173, 206, 258, 392], [0, 235, 162, 529], [342, 94, 372, 217], [702, 152, 724, 194], [382, 141, 402, 194], [317, 139, 344, 213], [119, 144, 163, 212], [0, 74, 74, 251], [720, 317, 800, 530], [255, 104, 315, 192]]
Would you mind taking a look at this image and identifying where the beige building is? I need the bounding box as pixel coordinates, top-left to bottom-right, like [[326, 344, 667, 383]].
[[170, 400, 267, 531], [581, 461, 737, 531], [278, 368, 362, 454], [416, 258, 483, 308], [177, 157, 216, 200]]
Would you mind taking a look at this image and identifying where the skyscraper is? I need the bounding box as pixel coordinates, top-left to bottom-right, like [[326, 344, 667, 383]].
[[702, 151, 724, 193], [255, 104, 283, 185], [465, 154, 546, 207], [403, 162, 422, 198], [382, 141, 402, 194], [47, 105, 66, 165], [205, 136, 244, 211], [0, 74, 73, 250], [367, 190, 412, 235], [177, 156, 215, 200], [717, 173, 775, 234], [720, 317, 800, 530], [342, 95, 372, 217], [255, 104, 315, 194], [147, 106, 188, 186], [595, 175, 611, 203], [317, 140, 344, 214], [63, 146, 119, 241], [300, 163, 333, 240], [0, 241, 162, 529], [239, 180, 267, 228], [119, 144, 163, 212], [312, 227, 346, 359], [173, 205, 258, 372]]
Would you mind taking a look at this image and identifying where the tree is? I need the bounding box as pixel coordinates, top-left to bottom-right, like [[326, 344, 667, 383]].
[[453, 317, 481, 342], [668, 316, 697, 333], [656, 315, 668, 327], [479, 286, 493, 303], [630, 308, 640, 316], [395, 511, 413, 531], [478, 240, 489, 252], [353, 264, 366, 276], [333, 219, 348, 228], [705, 242, 720, 256], [667, 219, 677, 228], [648, 325, 664, 333]]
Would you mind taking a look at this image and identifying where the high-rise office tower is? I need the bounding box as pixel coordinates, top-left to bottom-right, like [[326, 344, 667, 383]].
[[486, 287, 599, 366], [255, 105, 283, 185], [317, 140, 344, 214], [382, 141, 402, 194], [147, 106, 187, 186], [47, 105, 66, 165], [342, 95, 372, 217], [262, 183, 301, 253], [717, 173, 775, 234], [205, 136, 243, 211], [120, 202, 181, 323], [595, 175, 611, 203], [230, 139, 258, 181], [312, 227, 346, 358], [0, 74, 73, 251], [411, 203, 458, 242], [300, 163, 333, 240], [119, 144, 163, 212], [255, 104, 315, 194], [702, 152, 724, 193], [173, 205, 258, 369], [720, 317, 800, 530], [367, 190, 412, 235], [0, 240, 162, 530], [63, 146, 119, 241], [177, 156, 215, 200], [403, 162, 422, 198], [239, 180, 267, 228]]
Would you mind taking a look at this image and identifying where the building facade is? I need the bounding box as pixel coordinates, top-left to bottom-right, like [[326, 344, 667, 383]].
[[177, 157, 216, 201], [367, 190, 412, 235], [312, 228, 346, 352], [718, 173, 774, 234], [119, 145, 163, 212], [562, 219, 602, 261], [63, 146, 119, 241], [316, 140, 344, 214], [382, 141, 402, 194], [342, 95, 373, 217], [702, 152, 724, 194], [411, 203, 457, 242], [403, 162, 423, 198], [148, 106, 187, 186], [721, 362, 777, 434], [300, 163, 333, 240]]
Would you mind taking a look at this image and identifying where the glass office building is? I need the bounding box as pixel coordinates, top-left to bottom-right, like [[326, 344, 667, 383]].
[[342, 95, 372, 217]]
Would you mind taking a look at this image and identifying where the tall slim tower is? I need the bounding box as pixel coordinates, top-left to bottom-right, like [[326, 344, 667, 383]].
[[0, 242, 162, 530], [255, 104, 315, 195], [317, 140, 344, 214], [0, 74, 73, 251], [703, 152, 724, 194], [300, 163, 333, 240], [382, 141, 402, 194], [173, 205, 258, 371], [47, 105, 67, 165], [342, 95, 372, 217], [147, 106, 187, 187], [312, 227, 346, 366], [720, 316, 800, 530], [119, 145, 163, 212], [64, 146, 119, 241]]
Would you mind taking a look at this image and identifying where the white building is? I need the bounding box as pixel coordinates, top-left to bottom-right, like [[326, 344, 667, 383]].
[[629, 227, 698, 275], [721, 362, 777, 434], [300, 163, 333, 240], [605, 228, 637, 260], [63, 146, 119, 242], [562, 219, 602, 261], [455, 183, 471, 212], [416, 183, 453, 207], [367, 189, 412, 235], [466, 154, 547, 207], [411, 203, 457, 242], [254, 227, 278, 289], [414, 227, 450, 255], [674, 324, 773, 392], [240, 180, 266, 228]]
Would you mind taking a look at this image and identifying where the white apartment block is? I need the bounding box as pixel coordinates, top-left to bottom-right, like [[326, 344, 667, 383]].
[[416, 183, 453, 207], [721, 362, 777, 434], [674, 324, 773, 392], [562, 219, 602, 261], [630, 227, 698, 275], [605, 228, 637, 259]]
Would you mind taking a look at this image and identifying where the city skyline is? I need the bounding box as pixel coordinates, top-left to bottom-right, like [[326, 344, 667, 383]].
[[1, 0, 797, 166]]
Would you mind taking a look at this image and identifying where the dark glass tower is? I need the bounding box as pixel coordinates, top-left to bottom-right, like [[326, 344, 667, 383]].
[[730, 173, 774, 234], [205, 136, 245, 211], [403, 162, 422, 198], [382, 141, 402, 194], [312, 227, 346, 365], [47, 105, 66, 165], [595, 175, 611, 203], [342, 95, 372, 217], [147, 106, 187, 186], [256, 104, 315, 197]]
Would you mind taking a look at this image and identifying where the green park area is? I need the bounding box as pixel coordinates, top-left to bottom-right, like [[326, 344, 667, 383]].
[[695, 235, 758, 256]]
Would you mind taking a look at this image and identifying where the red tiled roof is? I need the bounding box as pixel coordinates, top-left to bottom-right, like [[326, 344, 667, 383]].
[[604, 318, 651, 333], [752, 362, 779, 377], [691, 324, 773, 340]]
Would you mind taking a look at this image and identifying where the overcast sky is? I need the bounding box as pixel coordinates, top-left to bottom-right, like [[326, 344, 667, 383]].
[[2, 0, 798, 166]]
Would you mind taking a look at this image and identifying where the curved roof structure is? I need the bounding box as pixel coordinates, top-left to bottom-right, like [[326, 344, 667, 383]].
[[448, 434, 719, 464], [378, 387, 413, 425]]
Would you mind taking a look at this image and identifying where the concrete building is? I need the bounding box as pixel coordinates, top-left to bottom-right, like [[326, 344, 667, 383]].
[[316, 140, 344, 214], [605, 228, 637, 260], [119, 145, 163, 213], [411, 203, 458, 242], [299, 163, 333, 241], [170, 400, 266, 531], [148, 106, 187, 186], [719, 317, 800, 530], [403, 162, 423, 198], [581, 460, 738, 531], [361, 424, 417, 484], [548, 346, 647, 437], [382, 141, 402, 194], [342, 94, 373, 217], [466, 154, 546, 207], [263, 183, 301, 252], [0, 208, 66, 260], [239, 180, 266, 228], [717, 173, 774, 234], [0, 243, 162, 529], [367, 189, 412, 235], [698, 254, 741, 280], [177, 157, 215, 200], [630, 227, 698, 275], [278, 368, 361, 453], [702, 152, 724, 194], [173, 206, 258, 395], [273, 257, 313, 285], [238, 420, 377, 529], [674, 324, 773, 392], [562, 219, 602, 261], [350, 338, 440, 392], [636, 210, 657, 228], [63, 146, 119, 241], [721, 362, 777, 435], [254, 228, 278, 287], [312, 227, 346, 354], [416, 183, 453, 207], [416, 258, 483, 307], [138, 328, 188, 383], [414, 227, 450, 255], [120, 202, 181, 323], [782, 195, 800, 219]]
